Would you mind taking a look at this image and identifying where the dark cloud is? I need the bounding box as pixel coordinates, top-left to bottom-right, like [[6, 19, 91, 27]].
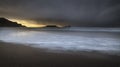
[[0, 0, 120, 27]]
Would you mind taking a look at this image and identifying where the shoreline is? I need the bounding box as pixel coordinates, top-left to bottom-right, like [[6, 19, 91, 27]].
[[0, 41, 120, 67]]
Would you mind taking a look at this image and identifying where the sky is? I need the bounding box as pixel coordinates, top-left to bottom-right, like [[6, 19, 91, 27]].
[[0, 0, 120, 27]]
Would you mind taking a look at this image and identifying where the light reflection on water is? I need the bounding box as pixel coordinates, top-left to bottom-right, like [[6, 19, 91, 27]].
[[0, 28, 120, 55]]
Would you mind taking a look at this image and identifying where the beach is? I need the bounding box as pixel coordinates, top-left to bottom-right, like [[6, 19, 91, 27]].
[[0, 27, 120, 67]]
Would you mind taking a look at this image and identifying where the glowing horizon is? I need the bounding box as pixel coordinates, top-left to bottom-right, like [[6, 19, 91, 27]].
[[8, 19, 46, 27]]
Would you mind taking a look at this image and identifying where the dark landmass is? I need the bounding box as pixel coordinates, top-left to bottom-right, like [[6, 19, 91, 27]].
[[0, 41, 120, 67], [44, 25, 71, 28], [0, 18, 25, 27], [45, 25, 60, 28]]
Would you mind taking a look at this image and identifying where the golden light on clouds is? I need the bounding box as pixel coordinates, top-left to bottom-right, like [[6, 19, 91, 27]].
[[8, 19, 46, 27]]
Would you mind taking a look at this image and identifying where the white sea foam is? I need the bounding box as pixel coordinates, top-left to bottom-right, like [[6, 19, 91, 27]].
[[0, 27, 120, 55]]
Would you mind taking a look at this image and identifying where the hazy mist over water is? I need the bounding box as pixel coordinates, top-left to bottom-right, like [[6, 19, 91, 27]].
[[0, 27, 120, 55]]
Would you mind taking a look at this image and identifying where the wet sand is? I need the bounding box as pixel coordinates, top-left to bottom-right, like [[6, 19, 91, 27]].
[[0, 41, 120, 67]]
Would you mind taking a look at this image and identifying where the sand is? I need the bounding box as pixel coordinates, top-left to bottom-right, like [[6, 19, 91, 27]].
[[0, 41, 120, 67]]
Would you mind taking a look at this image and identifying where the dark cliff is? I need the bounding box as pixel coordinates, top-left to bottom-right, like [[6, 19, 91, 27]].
[[0, 18, 24, 27]]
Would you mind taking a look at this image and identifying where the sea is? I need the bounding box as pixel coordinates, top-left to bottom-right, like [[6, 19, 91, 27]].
[[0, 27, 120, 55]]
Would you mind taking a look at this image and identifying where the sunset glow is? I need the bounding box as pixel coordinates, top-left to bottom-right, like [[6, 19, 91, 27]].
[[8, 19, 46, 27]]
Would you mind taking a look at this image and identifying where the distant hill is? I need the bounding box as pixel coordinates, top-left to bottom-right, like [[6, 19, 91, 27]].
[[0, 18, 25, 27]]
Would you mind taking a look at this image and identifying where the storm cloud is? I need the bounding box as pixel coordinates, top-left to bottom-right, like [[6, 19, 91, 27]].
[[0, 0, 120, 27]]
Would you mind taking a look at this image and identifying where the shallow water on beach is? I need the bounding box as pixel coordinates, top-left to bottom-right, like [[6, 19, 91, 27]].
[[0, 27, 120, 55]]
